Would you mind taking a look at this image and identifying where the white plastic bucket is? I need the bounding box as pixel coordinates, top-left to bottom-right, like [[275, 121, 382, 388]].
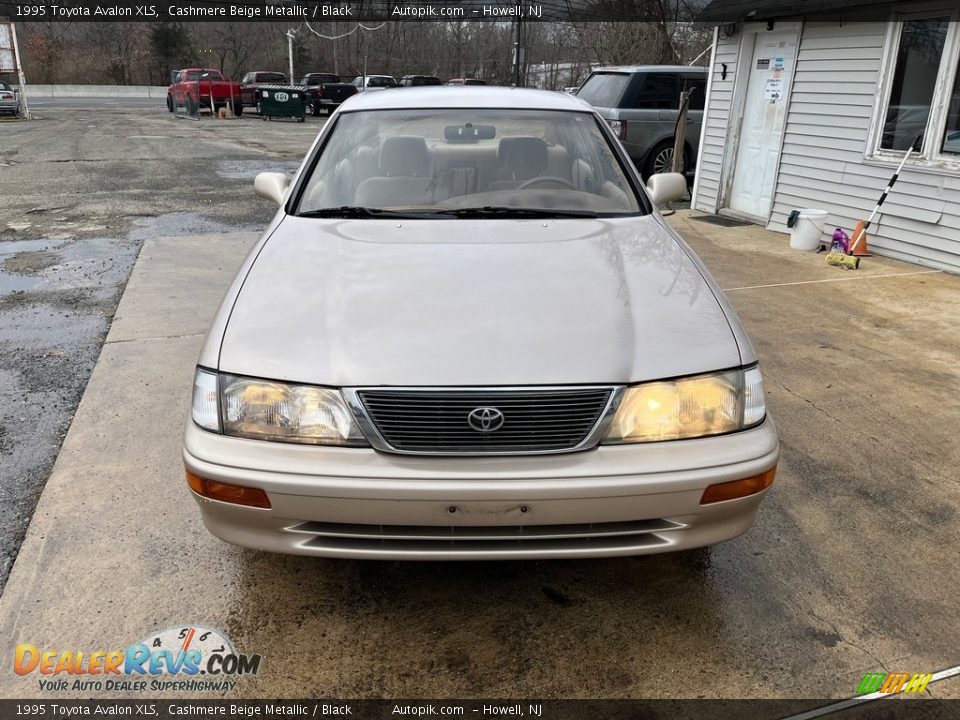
[[789, 209, 829, 251]]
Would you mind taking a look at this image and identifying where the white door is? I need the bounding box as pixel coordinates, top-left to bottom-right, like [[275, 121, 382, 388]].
[[728, 30, 797, 219]]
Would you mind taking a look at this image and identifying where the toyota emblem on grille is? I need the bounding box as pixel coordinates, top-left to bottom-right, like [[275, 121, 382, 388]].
[[467, 407, 505, 432]]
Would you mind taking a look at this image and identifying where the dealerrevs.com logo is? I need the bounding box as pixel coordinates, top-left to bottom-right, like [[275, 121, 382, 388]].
[[14, 625, 262, 692]]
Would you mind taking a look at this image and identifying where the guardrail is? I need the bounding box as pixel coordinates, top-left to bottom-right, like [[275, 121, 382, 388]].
[[14, 85, 168, 98]]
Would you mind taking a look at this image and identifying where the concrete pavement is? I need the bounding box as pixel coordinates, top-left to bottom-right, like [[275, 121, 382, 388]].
[[0, 105, 323, 593], [0, 213, 958, 699]]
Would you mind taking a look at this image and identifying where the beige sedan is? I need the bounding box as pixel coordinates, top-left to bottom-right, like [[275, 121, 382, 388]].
[[183, 87, 778, 560]]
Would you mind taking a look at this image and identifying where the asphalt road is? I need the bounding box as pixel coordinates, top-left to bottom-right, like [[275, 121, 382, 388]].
[[0, 105, 325, 590]]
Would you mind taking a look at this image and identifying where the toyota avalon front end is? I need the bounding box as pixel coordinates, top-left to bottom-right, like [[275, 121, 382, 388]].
[[182, 87, 778, 560]]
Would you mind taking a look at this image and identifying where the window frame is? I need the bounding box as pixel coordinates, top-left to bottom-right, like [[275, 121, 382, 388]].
[[867, 2, 960, 172]]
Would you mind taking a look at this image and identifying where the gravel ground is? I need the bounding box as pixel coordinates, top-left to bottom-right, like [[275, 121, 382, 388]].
[[0, 104, 325, 591]]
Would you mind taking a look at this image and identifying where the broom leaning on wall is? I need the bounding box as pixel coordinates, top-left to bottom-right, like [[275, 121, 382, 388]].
[[825, 134, 922, 270]]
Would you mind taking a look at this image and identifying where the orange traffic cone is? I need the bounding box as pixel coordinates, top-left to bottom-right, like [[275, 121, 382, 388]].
[[849, 220, 869, 257]]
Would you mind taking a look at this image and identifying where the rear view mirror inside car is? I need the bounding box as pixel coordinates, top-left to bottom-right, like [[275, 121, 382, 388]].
[[444, 123, 496, 143]]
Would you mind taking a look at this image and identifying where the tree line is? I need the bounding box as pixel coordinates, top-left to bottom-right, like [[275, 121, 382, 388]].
[[12, 20, 710, 88]]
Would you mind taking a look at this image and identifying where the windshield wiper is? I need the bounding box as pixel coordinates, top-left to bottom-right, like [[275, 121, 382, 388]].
[[426, 206, 601, 219], [297, 206, 407, 219]]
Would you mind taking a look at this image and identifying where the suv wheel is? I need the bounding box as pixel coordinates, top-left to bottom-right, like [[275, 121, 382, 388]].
[[644, 140, 688, 179], [166, 94, 173, 112]]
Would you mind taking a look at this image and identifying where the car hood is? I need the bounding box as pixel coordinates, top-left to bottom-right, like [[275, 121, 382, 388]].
[[218, 215, 742, 386]]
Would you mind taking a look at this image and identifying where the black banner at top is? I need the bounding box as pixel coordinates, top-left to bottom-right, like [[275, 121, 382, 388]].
[[0, 0, 937, 23], [2, 0, 647, 23]]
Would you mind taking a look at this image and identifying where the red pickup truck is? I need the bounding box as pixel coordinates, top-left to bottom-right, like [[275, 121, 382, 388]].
[[167, 68, 243, 116]]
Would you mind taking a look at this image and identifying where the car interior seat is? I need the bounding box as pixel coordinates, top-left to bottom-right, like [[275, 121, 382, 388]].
[[355, 136, 433, 207], [489, 137, 549, 191]]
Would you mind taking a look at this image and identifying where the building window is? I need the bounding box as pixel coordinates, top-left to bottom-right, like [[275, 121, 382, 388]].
[[880, 17, 949, 151], [871, 7, 960, 166]]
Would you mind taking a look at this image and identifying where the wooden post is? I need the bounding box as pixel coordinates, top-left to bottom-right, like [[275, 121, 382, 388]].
[[672, 88, 690, 174]]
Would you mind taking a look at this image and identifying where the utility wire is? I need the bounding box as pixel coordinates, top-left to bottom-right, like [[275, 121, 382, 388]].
[[303, 21, 387, 40]]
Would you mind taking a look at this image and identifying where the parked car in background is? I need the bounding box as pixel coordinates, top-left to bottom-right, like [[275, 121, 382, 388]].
[[240, 71, 288, 107], [352, 75, 397, 91], [184, 87, 778, 561], [445, 78, 487, 86], [299, 73, 358, 116], [167, 68, 243, 116], [0, 81, 20, 116], [577, 65, 707, 179], [398, 75, 442, 87]]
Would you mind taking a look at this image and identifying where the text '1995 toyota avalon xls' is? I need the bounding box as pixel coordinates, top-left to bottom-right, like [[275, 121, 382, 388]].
[[183, 87, 779, 560]]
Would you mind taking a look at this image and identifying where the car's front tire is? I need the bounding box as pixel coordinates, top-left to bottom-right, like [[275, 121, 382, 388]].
[[233, 102, 243, 117], [166, 94, 173, 112]]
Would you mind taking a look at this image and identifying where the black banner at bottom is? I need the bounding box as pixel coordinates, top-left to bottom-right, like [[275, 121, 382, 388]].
[[2, 699, 960, 720]]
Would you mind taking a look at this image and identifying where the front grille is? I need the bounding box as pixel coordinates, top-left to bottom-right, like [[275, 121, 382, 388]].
[[287, 519, 680, 557], [356, 387, 613, 454]]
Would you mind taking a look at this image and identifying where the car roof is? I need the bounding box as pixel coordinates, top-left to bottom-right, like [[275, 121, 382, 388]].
[[590, 65, 707, 74], [341, 86, 593, 111]]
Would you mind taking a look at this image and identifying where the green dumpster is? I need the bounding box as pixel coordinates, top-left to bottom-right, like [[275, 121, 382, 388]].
[[256, 85, 306, 122]]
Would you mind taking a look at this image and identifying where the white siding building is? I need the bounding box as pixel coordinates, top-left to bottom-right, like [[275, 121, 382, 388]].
[[691, 1, 960, 273]]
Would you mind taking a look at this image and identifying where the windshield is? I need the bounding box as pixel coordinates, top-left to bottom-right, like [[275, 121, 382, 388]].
[[296, 109, 642, 218], [577, 72, 630, 108], [259, 73, 286, 83]]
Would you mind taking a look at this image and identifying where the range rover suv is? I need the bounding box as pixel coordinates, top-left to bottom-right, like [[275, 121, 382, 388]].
[[577, 65, 708, 180]]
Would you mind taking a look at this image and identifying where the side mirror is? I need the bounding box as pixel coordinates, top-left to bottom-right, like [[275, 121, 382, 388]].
[[254, 172, 292, 206], [646, 172, 688, 208]]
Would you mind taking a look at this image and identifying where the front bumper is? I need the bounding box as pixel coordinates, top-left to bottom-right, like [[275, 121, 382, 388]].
[[183, 417, 779, 560]]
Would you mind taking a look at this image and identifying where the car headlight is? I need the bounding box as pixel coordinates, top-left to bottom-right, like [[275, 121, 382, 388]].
[[603, 367, 766, 444], [191, 369, 368, 446]]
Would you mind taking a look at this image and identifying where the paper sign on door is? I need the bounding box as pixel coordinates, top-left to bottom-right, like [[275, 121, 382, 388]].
[[764, 78, 783, 101]]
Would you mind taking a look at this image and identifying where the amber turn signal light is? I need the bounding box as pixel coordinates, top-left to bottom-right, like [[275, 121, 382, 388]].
[[185, 470, 271, 509], [700, 467, 776, 504]]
